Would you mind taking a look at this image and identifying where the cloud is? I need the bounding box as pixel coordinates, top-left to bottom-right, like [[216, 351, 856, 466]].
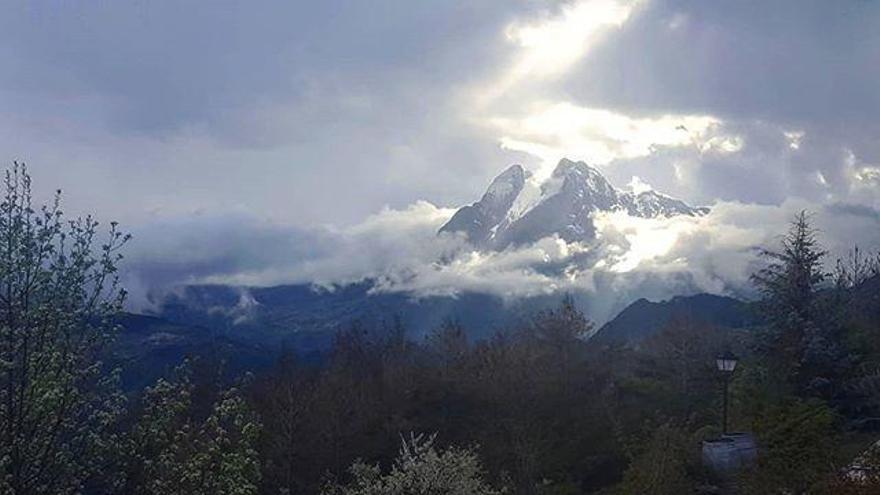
[[121, 202, 457, 309], [0, 1, 548, 226], [123, 194, 880, 323], [2, 1, 880, 323], [567, 1, 880, 128], [485, 0, 639, 101], [491, 101, 729, 176], [4, 0, 878, 227], [463, 0, 880, 216]]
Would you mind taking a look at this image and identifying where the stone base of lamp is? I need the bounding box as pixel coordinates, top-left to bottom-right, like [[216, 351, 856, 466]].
[[702, 432, 757, 475]]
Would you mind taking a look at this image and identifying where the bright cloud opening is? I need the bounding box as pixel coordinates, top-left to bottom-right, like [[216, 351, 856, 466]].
[[492, 102, 727, 178], [594, 211, 697, 273], [505, 0, 637, 78], [477, 0, 640, 105]]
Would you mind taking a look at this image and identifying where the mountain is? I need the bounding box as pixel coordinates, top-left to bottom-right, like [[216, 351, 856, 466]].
[[142, 275, 880, 363], [591, 293, 759, 346], [438, 164, 526, 246], [111, 313, 275, 391], [138, 288, 758, 373], [440, 158, 708, 249], [134, 159, 717, 365], [151, 281, 561, 348]]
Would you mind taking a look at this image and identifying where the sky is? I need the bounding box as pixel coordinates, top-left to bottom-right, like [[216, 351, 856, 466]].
[[2, 1, 879, 317]]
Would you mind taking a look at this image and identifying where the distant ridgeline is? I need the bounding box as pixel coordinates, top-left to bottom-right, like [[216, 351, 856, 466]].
[[113, 271, 880, 392], [114, 281, 532, 390], [591, 294, 761, 347], [114, 282, 761, 391]]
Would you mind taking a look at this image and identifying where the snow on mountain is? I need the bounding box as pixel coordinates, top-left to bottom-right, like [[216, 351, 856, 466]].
[[437, 164, 526, 245], [440, 158, 708, 249]]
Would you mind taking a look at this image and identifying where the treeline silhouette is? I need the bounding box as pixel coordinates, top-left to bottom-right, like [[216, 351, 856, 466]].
[[2, 164, 880, 494]]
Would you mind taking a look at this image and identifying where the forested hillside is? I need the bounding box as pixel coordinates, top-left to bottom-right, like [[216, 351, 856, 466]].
[[3, 167, 880, 494]]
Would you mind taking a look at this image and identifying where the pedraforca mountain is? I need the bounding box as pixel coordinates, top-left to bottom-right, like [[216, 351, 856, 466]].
[[437, 164, 526, 246], [439, 158, 709, 249]]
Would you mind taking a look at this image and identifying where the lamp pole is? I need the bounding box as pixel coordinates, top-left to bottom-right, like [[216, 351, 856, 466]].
[[722, 372, 730, 435], [716, 351, 738, 436]]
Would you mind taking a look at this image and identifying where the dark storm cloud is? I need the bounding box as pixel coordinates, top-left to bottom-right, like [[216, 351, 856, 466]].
[[567, 0, 880, 128]]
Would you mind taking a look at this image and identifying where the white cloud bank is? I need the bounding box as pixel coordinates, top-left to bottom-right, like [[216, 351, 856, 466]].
[[124, 194, 880, 323]]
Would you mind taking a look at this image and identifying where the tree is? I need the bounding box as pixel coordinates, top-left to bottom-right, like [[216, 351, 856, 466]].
[[752, 211, 826, 324], [322, 433, 503, 495], [738, 399, 839, 494], [425, 319, 469, 369], [523, 295, 594, 388], [0, 164, 129, 494], [627, 317, 724, 426], [528, 295, 594, 346], [751, 211, 841, 390], [834, 246, 879, 290], [467, 297, 602, 494], [250, 349, 318, 494], [825, 440, 880, 494], [612, 423, 698, 495], [125, 364, 262, 495]]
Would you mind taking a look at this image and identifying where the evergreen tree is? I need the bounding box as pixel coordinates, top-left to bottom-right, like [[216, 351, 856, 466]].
[[752, 211, 826, 325], [751, 211, 843, 391]]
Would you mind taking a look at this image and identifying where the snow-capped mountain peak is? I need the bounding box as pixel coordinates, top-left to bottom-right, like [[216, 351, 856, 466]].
[[483, 164, 526, 204], [437, 164, 526, 245], [440, 158, 708, 248]]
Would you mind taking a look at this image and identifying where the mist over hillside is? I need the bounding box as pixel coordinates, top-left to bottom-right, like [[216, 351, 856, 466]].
[[127, 157, 878, 334]]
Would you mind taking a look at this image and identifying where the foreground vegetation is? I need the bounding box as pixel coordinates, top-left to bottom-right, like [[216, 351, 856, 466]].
[[1, 165, 879, 494]]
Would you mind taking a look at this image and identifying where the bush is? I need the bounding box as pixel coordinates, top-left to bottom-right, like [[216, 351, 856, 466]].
[[322, 433, 503, 495]]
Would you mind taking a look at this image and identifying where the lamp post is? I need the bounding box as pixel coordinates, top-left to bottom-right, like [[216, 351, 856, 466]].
[[715, 350, 738, 436]]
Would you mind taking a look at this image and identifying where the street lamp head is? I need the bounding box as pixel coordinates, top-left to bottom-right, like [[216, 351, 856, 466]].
[[716, 350, 738, 373]]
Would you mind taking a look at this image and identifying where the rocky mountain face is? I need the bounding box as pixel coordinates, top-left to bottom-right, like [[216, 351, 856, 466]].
[[437, 164, 527, 246], [439, 158, 708, 249]]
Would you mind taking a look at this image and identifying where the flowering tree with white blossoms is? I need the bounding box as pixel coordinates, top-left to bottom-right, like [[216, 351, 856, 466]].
[[323, 433, 504, 495], [0, 164, 129, 494]]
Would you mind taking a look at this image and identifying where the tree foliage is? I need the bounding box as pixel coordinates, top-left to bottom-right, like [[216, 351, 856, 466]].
[[752, 211, 827, 323], [750, 211, 850, 394], [0, 164, 129, 494], [612, 423, 698, 495], [322, 433, 503, 495], [737, 399, 838, 494], [125, 364, 262, 495]]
